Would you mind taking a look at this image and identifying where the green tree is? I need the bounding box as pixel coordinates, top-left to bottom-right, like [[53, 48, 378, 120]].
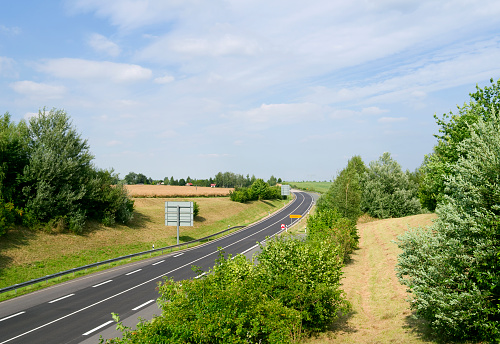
[[21, 109, 95, 232], [124, 172, 137, 185], [419, 78, 500, 211], [0, 113, 27, 234], [317, 155, 366, 223], [396, 112, 500, 342], [267, 175, 277, 186], [361, 152, 421, 218]]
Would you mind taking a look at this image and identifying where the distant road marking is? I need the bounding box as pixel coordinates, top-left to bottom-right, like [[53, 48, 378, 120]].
[[0, 312, 25, 322], [48, 294, 75, 304], [92, 280, 113, 288], [132, 300, 155, 311], [126, 269, 142, 276], [82, 321, 114, 336], [152, 260, 165, 265], [173, 253, 183, 257]]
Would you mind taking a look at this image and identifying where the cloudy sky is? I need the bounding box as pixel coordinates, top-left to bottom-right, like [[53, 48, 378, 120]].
[[1, 1, 500, 181]]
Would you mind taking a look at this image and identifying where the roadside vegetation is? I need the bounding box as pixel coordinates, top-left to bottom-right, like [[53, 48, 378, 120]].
[[0, 108, 133, 235], [2, 79, 499, 343], [0, 197, 286, 299]]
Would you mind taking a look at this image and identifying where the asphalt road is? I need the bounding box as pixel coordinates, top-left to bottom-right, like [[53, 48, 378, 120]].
[[0, 191, 315, 344]]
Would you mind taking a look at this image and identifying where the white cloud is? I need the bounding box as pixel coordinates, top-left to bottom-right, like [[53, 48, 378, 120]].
[[199, 153, 230, 158], [169, 34, 262, 57], [10, 81, 66, 99], [0, 57, 17, 77], [378, 117, 408, 123], [106, 140, 122, 146], [88, 33, 121, 57], [230, 103, 326, 127], [0, 25, 21, 35], [154, 75, 175, 84], [37, 58, 152, 83], [330, 107, 388, 119]]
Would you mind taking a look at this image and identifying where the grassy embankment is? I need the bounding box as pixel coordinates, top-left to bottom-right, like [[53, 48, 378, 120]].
[[0, 195, 288, 301], [305, 213, 441, 344], [287, 181, 332, 194]]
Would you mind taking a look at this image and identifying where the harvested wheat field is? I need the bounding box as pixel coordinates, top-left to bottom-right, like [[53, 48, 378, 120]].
[[124, 185, 233, 197], [307, 213, 440, 344]]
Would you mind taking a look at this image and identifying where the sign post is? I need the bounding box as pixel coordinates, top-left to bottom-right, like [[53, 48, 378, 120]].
[[165, 201, 194, 245], [289, 214, 302, 225]]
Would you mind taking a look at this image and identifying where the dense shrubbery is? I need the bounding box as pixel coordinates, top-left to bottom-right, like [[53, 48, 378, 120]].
[[397, 85, 500, 342], [307, 208, 358, 262], [229, 178, 281, 203], [0, 108, 134, 235], [361, 152, 421, 218], [102, 192, 359, 343]]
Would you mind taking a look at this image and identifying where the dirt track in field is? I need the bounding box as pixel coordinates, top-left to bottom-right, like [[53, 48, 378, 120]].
[[124, 185, 233, 197]]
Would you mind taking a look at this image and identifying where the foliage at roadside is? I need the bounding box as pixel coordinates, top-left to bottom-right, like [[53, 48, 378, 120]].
[[102, 211, 356, 343], [361, 152, 421, 219], [0, 108, 134, 235], [229, 178, 282, 203], [396, 103, 500, 341], [316, 156, 366, 224], [419, 78, 500, 211]]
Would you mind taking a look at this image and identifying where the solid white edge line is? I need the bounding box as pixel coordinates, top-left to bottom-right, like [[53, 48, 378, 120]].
[[0, 312, 25, 323], [48, 294, 75, 304], [0, 193, 311, 344], [132, 299, 155, 311], [152, 260, 165, 265], [82, 320, 114, 336], [125, 269, 142, 276], [92, 280, 113, 288]]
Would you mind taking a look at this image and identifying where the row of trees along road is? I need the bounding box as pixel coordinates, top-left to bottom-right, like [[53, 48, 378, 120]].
[[0, 108, 134, 235], [313, 80, 500, 342], [396, 78, 500, 342]]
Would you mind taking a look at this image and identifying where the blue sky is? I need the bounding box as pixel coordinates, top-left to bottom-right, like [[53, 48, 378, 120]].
[[1, 1, 500, 181]]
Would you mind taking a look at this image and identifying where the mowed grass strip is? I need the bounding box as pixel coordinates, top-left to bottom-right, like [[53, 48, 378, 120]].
[[0, 197, 286, 292], [307, 213, 440, 344], [287, 181, 332, 194]]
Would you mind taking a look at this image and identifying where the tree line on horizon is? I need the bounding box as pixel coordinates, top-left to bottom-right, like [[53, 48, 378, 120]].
[[123, 171, 282, 188]]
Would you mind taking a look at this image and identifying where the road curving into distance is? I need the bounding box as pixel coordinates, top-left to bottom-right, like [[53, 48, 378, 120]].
[[0, 191, 315, 344]]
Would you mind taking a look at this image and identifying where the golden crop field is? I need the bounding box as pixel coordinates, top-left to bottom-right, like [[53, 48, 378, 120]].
[[124, 185, 234, 197]]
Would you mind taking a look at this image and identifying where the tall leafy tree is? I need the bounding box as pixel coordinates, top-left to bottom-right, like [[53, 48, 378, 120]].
[[361, 152, 421, 218], [396, 112, 500, 342], [22, 109, 95, 231], [420, 78, 500, 210], [317, 155, 367, 223]]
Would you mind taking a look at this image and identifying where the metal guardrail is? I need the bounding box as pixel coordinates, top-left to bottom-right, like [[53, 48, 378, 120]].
[[0, 225, 245, 295]]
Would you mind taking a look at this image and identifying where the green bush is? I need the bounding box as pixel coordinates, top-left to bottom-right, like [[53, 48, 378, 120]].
[[230, 179, 281, 203], [361, 152, 421, 218], [102, 234, 350, 343], [396, 112, 500, 342], [306, 208, 358, 262], [0, 108, 135, 233]]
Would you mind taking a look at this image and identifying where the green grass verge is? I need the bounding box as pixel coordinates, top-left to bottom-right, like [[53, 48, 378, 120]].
[[286, 181, 332, 194], [0, 197, 289, 301]]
